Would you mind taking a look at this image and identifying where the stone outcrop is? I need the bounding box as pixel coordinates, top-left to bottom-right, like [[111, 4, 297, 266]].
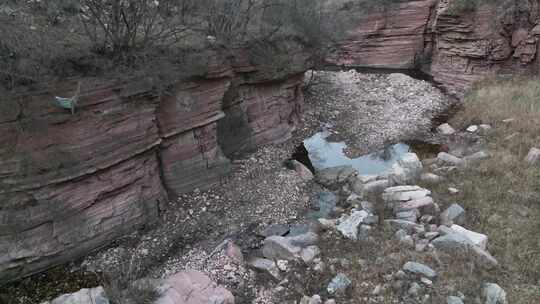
[[0, 47, 309, 283], [331, 0, 540, 96]]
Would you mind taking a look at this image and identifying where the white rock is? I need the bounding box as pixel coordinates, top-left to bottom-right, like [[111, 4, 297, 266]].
[[277, 260, 289, 271], [482, 283, 507, 304], [450, 224, 488, 250], [388, 153, 423, 185], [301, 246, 320, 263], [524, 147, 540, 165], [437, 123, 456, 135], [383, 186, 431, 202], [448, 187, 460, 195], [420, 173, 445, 184], [337, 210, 369, 240], [466, 125, 479, 133], [437, 152, 464, 166]]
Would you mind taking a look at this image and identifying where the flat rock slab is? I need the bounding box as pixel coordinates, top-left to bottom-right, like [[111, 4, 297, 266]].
[[450, 224, 488, 250], [156, 271, 235, 304]]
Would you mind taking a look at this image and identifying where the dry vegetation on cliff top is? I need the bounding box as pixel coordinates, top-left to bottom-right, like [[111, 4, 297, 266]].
[[442, 77, 540, 303]]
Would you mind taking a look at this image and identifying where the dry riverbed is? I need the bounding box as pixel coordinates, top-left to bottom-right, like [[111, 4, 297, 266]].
[[2, 70, 456, 304]]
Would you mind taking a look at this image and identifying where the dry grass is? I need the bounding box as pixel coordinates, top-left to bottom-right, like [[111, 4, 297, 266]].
[[437, 76, 540, 303]]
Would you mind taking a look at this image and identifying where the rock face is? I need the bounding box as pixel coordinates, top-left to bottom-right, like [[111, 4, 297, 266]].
[[0, 48, 309, 282], [331, 0, 540, 96]]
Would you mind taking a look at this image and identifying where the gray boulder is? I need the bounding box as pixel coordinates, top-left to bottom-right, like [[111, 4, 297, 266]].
[[363, 179, 390, 194], [420, 173, 445, 184], [262, 236, 302, 260], [482, 283, 507, 304], [440, 203, 466, 225], [290, 160, 314, 181], [437, 152, 464, 167], [249, 258, 282, 281], [431, 233, 498, 268], [385, 219, 424, 234], [402, 261, 437, 279], [388, 153, 423, 185]]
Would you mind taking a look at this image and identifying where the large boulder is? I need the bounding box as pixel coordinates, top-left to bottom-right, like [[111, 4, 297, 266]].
[[156, 271, 235, 304], [262, 236, 302, 260], [402, 261, 437, 279], [431, 232, 497, 269], [440, 203, 466, 225]]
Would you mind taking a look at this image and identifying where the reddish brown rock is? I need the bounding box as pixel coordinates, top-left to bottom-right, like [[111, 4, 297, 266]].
[[332, 0, 540, 96], [329, 0, 436, 68], [156, 271, 235, 304]]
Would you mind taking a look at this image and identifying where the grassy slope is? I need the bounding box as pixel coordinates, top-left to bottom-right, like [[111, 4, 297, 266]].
[[442, 77, 540, 303]]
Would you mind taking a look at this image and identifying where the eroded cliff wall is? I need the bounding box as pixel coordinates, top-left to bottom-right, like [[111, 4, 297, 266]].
[[0, 47, 308, 283], [331, 0, 540, 96]]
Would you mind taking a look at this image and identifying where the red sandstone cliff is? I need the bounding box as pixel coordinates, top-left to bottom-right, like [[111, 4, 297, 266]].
[[0, 47, 309, 283], [331, 0, 540, 96]]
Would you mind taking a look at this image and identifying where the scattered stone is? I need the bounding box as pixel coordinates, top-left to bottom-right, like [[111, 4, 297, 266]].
[[262, 236, 301, 260], [399, 235, 415, 248], [385, 219, 424, 234], [363, 179, 389, 194], [440, 203, 466, 225], [448, 187, 460, 195], [300, 295, 322, 304], [447, 296, 464, 304], [388, 153, 423, 185], [260, 224, 290, 237], [42, 287, 109, 304], [482, 283, 507, 304], [420, 277, 433, 286], [450, 224, 488, 250], [277, 260, 289, 272], [288, 232, 319, 247], [337, 210, 369, 240], [403, 261, 437, 279], [437, 152, 464, 166], [424, 232, 440, 240], [327, 273, 352, 295], [394, 196, 435, 214], [431, 233, 498, 268], [415, 239, 430, 252], [358, 224, 372, 240], [408, 282, 422, 296], [301, 246, 320, 263], [249, 258, 282, 280], [395, 210, 419, 223], [316, 166, 357, 189], [318, 218, 337, 229], [220, 240, 243, 264], [479, 124, 492, 132], [383, 186, 431, 203], [466, 125, 479, 133], [420, 173, 445, 184], [464, 151, 490, 163], [156, 271, 234, 304], [502, 118, 515, 123], [524, 147, 540, 165], [324, 300, 336, 304], [359, 200, 375, 213], [395, 229, 408, 240], [290, 160, 314, 181], [437, 123, 456, 135]]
